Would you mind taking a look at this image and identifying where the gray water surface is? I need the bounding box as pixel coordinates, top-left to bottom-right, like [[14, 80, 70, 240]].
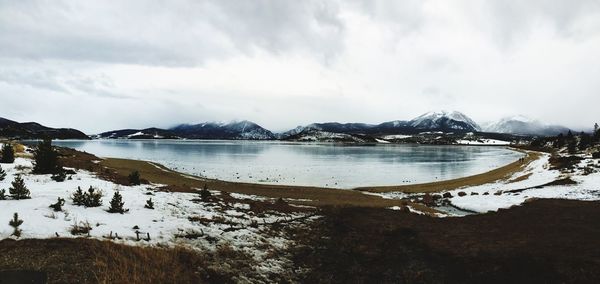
[[52, 140, 522, 189]]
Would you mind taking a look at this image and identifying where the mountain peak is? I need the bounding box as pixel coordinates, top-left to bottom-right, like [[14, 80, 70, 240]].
[[410, 110, 481, 132]]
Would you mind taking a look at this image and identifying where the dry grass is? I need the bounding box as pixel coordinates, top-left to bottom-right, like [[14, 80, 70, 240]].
[[0, 238, 208, 283], [358, 150, 540, 193], [91, 240, 206, 283]]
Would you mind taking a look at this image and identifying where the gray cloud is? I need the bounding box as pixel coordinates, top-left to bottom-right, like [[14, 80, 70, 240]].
[[0, 0, 345, 66], [0, 0, 599, 133]]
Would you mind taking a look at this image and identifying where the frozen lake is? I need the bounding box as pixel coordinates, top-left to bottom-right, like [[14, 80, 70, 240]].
[[52, 140, 523, 189]]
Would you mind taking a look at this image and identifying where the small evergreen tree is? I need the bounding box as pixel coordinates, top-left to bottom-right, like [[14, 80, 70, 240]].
[[72, 186, 85, 206], [0, 143, 15, 163], [9, 213, 23, 238], [578, 132, 592, 150], [128, 170, 141, 185], [108, 191, 127, 214], [0, 165, 6, 181], [9, 175, 30, 200], [568, 139, 578, 154], [554, 133, 565, 149], [200, 184, 211, 201], [0, 189, 6, 200], [84, 186, 103, 207], [144, 198, 154, 209], [32, 138, 61, 174], [49, 197, 65, 212], [51, 171, 67, 182]]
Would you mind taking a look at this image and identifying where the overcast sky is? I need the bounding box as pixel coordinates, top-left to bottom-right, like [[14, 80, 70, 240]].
[[0, 0, 599, 134]]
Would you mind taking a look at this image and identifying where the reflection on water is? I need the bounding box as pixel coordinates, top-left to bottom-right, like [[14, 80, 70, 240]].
[[50, 140, 523, 189]]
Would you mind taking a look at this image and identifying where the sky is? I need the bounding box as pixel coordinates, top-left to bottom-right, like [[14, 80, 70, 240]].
[[0, 0, 599, 134]]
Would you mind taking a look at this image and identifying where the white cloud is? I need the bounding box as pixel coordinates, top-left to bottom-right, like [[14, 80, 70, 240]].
[[0, 0, 599, 134]]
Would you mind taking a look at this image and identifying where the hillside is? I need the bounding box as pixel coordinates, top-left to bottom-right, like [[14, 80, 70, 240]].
[[97, 120, 275, 140], [0, 117, 89, 140]]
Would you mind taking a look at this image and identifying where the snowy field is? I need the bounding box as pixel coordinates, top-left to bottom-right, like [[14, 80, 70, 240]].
[[379, 152, 600, 214], [0, 157, 316, 275]]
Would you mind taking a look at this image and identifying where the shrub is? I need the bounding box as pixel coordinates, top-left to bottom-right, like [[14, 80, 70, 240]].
[[9, 213, 23, 238], [9, 175, 30, 200], [0, 189, 6, 200], [32, 138, 61, 174], [128, 171, 141, 186], [72, 186, 85, 206], [200, 184, 211, 201], [0, 164, 6, 181], [593, 152, 600, 159], [0, 143, 15, 163], [70, 220, 92, 236], [144, 198, 154, 209], [51, 171, 67, 182], [72, 186, 103, 207], [108, 191, 128, 214], [84, 186, 103, 207], [50, 197, 66, 212]]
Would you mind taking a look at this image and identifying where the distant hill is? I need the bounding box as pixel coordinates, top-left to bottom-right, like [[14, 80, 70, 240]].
[[94, 128, 179, 139], [483, 116, 570, 136], [97, 120, 275, 140], [171, 120, 275, 140], [0, 117, 89, 140]]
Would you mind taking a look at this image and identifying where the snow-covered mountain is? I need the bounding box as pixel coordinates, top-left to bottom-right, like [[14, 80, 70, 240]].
[[483, 116, 569, 136], [98, 120, 275, 140], [408, 111, 481, 132], [171, 120, 276, 140], [279, 111, 480, 140]]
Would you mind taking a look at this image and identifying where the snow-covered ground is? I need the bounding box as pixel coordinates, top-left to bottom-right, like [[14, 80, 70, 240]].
[[455, 139, 511, 146], [378, 152, 600, 215], [446, 153, 600, 213], [0, 157, 316, 275]]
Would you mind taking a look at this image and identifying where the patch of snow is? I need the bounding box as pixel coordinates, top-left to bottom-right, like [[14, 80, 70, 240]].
[[382, 134, 412, 140], [456, 139, 511, 146]]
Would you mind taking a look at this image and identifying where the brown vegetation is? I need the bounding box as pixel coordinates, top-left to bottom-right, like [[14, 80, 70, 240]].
[[291, 199, 600, 283]]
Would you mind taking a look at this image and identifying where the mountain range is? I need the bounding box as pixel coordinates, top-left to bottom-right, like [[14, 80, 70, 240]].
[[93, 110, 572, 142], [0, 111, 574, 141]]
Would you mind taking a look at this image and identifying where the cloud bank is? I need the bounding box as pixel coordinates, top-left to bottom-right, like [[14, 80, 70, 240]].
[[0, 0, 599, 133]]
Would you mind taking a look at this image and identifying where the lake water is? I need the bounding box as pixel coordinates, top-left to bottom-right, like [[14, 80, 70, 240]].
[[51, 140, 523, 189]]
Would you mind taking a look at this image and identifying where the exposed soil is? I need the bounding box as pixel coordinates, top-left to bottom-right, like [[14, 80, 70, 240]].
[[291, 199, 600, 283]]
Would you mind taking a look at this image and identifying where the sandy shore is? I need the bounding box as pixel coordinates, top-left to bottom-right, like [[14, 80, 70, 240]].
[[356, 149, 539, 193], [55, 146, 539, 213]]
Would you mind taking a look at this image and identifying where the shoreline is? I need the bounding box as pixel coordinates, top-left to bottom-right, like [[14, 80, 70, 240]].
[[357, 149, 539, 193], [75, 147, 536, 211]]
